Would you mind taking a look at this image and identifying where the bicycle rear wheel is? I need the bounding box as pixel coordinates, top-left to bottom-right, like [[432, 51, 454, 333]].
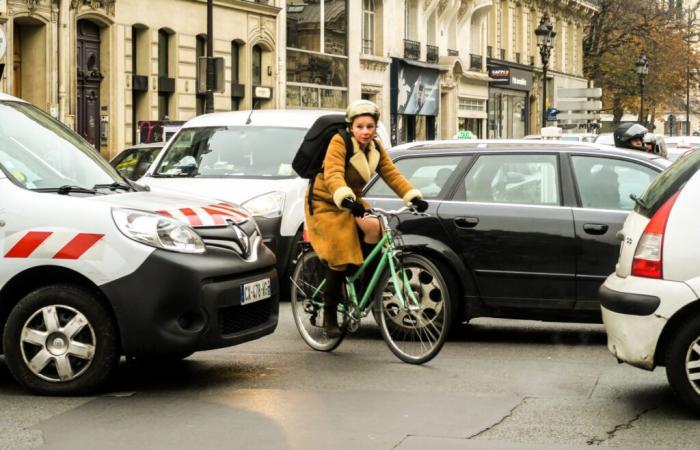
[[374, 253, 451, 364], [290, 250, 347, 351]]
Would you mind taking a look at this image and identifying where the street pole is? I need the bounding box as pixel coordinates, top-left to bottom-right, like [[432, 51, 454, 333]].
[[639, 76, 644, 126], [542, 63, 548, 130], [687, 6, 691, 135], [205, 0, 215, 114]]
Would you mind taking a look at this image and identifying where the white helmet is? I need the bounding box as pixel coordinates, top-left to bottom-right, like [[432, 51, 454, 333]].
[[345, 99, 380, 123]]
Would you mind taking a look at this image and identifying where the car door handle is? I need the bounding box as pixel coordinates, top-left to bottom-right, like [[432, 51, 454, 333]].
[[583, 223, 609, 235], [454, 217, 479, 229]]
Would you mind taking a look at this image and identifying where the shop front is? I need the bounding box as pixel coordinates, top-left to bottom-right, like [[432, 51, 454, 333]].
[[390, 59, 440, 145], [487, 62, 533, 139]]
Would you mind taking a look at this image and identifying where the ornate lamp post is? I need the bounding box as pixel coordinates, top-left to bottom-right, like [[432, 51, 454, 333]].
[[636, 53, 649, 126], [535, 14, 556, 130]]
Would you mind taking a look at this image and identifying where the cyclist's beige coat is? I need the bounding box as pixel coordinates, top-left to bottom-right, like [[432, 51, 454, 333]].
[[304, 134, 421, 270]]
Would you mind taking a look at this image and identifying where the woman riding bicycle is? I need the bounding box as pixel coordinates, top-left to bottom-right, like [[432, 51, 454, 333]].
[[304, 99, 428, 338]]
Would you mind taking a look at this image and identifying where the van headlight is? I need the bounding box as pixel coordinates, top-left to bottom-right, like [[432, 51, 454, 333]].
[[112, 208, 205, 254], [241, 191, 285, 218]]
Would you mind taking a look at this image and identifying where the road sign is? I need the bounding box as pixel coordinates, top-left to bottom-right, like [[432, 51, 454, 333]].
[[558, 88, 602, 98], [556, 113, 600, 121], [557, 100, 603, 111], [547, 107, 560, 121]]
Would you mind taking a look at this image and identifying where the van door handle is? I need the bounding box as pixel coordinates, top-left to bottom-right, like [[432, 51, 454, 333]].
[[583, 223, 608, 235], [454, 217, 479, 229]]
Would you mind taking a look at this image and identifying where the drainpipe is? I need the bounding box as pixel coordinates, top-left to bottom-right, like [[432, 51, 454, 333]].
[[57, 0, 70, 124]]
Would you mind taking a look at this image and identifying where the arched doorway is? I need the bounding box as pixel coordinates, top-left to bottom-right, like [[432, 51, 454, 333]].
[[12, 17, 47, 108], [76, 20, 103, 148]]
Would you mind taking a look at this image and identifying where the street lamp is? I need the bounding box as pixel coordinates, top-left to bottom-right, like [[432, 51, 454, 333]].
[[535, 14, 556, 130], [636, 53, 649, 126]]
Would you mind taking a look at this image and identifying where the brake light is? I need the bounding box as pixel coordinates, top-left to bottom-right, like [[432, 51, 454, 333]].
[[302, 226, 310, 242], [631, 191, 681, 278]]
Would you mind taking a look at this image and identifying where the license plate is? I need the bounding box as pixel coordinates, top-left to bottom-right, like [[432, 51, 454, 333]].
[[241, 278, 272, 305]]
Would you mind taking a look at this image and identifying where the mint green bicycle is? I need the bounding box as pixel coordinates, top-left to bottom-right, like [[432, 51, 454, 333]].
[[290, 206, 452, 364]]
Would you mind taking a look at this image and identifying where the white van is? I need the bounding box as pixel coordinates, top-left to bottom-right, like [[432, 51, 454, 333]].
[[140, 109, 391, 294], [0, 94, 278, 395]]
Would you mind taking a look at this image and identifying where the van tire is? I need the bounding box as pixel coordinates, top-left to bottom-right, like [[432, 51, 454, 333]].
[[666, 315, 700, 415], [3, 284, 119, 396]]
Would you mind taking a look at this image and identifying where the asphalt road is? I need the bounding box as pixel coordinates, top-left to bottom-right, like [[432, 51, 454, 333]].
[[1, 303, 698, 450]]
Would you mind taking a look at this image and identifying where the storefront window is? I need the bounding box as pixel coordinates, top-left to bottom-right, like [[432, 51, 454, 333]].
[[286, 50, 347, 87], [488, 88, 527, 139], [325, 0, 347, 56], [287, 1, 321, 52]]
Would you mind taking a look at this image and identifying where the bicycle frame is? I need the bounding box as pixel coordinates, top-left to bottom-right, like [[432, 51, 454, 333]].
[[303, 212, 420, 320]]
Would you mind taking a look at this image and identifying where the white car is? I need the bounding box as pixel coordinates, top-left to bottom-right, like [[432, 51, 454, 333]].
[[600, 149, 700, 413], [0, 93, 278, 395], [665, 136, 700, 162], [140, 109, 390, 295]]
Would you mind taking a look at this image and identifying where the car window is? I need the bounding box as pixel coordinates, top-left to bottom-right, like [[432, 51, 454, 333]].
[[365, 156, 462, 199], [154, 126, 307, 178], [455, 154, 560, 206], [113, 150, 140, 178], [639, 149, 700, 217], [571, 156, 658, 211]]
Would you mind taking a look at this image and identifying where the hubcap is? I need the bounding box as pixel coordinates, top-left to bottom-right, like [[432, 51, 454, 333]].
[[20, 305, 96, 382], [685, 337, 700, 395]]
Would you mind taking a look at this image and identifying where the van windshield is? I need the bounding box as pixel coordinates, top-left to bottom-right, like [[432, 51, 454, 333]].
[[153, 126, 307, 178], [0, 101, 123, 191], [638, 150, 700, 217]]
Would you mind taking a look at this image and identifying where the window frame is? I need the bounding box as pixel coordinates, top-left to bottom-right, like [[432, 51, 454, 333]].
[[362, 0, 375, 55]]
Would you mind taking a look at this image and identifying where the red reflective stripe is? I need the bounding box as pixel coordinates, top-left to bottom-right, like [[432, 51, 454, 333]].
[[204, 206, 240, 220], [213, 203, 248, 218], [201, 207, 228, 225], [156, 210, 173, 218], [53, 233, 104, 260], [180, 208, 203, 226], [5, 231, 53, 258]]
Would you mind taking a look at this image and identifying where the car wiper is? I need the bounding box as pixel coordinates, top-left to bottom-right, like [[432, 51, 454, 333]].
[[630, 193, 647, 209], [35, 185, 98, 195], [93, 182, 133, 192]]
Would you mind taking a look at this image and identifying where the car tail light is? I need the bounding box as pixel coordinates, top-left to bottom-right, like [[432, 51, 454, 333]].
[[302, 226, 310, 242], [631, 191, 681, 279]]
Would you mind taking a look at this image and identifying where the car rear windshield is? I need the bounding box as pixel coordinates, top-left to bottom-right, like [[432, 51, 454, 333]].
[[153, 126, 307, 178], [638, 149, 700, 217]]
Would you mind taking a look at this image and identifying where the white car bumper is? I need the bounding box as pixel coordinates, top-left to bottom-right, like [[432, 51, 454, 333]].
[[601, 273, 698, 371]]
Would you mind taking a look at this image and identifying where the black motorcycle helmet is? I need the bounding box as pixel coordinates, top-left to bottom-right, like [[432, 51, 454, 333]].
[[613, 123, 648, 150]]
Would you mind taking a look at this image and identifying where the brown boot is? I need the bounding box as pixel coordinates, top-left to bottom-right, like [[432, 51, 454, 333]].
[[323, 268, 344, 338]]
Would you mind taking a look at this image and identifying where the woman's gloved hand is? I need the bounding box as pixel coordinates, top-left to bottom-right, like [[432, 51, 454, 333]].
[[341, 198, 366, 217], [409, 197, 429, 212]]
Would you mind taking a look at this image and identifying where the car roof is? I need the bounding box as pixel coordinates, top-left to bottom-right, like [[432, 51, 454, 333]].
[[388, 139, 668, 165], [181, 109, 345, 129], [0, 93, 28, 103]]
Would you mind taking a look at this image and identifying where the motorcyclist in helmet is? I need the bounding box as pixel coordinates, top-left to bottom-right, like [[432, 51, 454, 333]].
[[613, 123, 648, 151]]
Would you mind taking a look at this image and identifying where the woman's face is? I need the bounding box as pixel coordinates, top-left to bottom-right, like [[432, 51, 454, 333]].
[[350, 115, 377, 147]]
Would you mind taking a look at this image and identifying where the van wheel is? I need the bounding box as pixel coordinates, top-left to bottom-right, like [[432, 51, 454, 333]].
[[3, 284, 119, 396], [666, 315, 700, 415]]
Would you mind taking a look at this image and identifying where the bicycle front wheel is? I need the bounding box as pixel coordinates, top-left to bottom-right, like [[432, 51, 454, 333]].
[[290, 250, 347, 352], [374, 253, 451, 364]]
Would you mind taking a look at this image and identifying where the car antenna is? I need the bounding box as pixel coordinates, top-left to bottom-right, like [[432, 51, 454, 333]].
[[245, 109, 254, 125]]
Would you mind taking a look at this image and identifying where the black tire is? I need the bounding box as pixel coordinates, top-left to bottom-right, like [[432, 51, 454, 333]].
[[290, 250, 347, 352], [373, 253, 452, 364], [666, 315, 700, 415], [3, 284, 120, 396], [280, 230, 304, 302]]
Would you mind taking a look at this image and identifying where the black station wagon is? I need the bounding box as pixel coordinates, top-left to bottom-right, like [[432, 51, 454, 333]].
[[365, 141, 670, 325]]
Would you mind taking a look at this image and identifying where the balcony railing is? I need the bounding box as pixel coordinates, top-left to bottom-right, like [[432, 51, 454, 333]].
[[404, 39, 420, 61], [448, 48, 459, 57], [426, 44, 439, 64], [469, 54, 483, 71]]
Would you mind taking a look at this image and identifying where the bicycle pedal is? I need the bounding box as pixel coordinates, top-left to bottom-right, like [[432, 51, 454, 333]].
[[346, 318, 361, 333]]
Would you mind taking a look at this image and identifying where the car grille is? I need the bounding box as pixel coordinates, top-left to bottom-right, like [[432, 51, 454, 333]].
[[196, 220, 261, 260], [217, 299, 273, 336]]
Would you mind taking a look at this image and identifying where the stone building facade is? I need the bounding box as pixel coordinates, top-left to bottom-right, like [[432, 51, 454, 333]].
[[0, 0, 281, 158], [486, 0, 597, 138]]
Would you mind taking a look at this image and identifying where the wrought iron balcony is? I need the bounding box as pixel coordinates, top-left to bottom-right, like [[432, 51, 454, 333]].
[[404, 39, 421, 61], [469, 54, 483, 71], [448, 48, 459, 57], [426, 45, 439, 64]]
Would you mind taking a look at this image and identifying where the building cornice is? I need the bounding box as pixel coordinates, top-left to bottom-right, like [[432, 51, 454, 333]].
[[360, 54, 391, 72]]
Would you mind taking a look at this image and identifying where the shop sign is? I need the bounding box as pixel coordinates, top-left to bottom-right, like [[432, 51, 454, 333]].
[[254, 86, 272, 99], [488, 64, 532, 92], [396, 64, 440, 116], [488, 66, 510, 84]]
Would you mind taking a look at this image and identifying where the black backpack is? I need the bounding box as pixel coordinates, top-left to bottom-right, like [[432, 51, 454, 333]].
[[293, 114, 353, 215]]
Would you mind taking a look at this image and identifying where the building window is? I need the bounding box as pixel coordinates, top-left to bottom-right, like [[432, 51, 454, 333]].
[[362, 0, 375, 55], [252, 45, 262, 87], [286, 0, 348, 109], [404, 0, 418, 40], [196, 34, 206, 116], [459, 97, 486, 112], [231, 41, 242, 110], [158, 28, 173, 120], [132, 24, 149, 144]]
